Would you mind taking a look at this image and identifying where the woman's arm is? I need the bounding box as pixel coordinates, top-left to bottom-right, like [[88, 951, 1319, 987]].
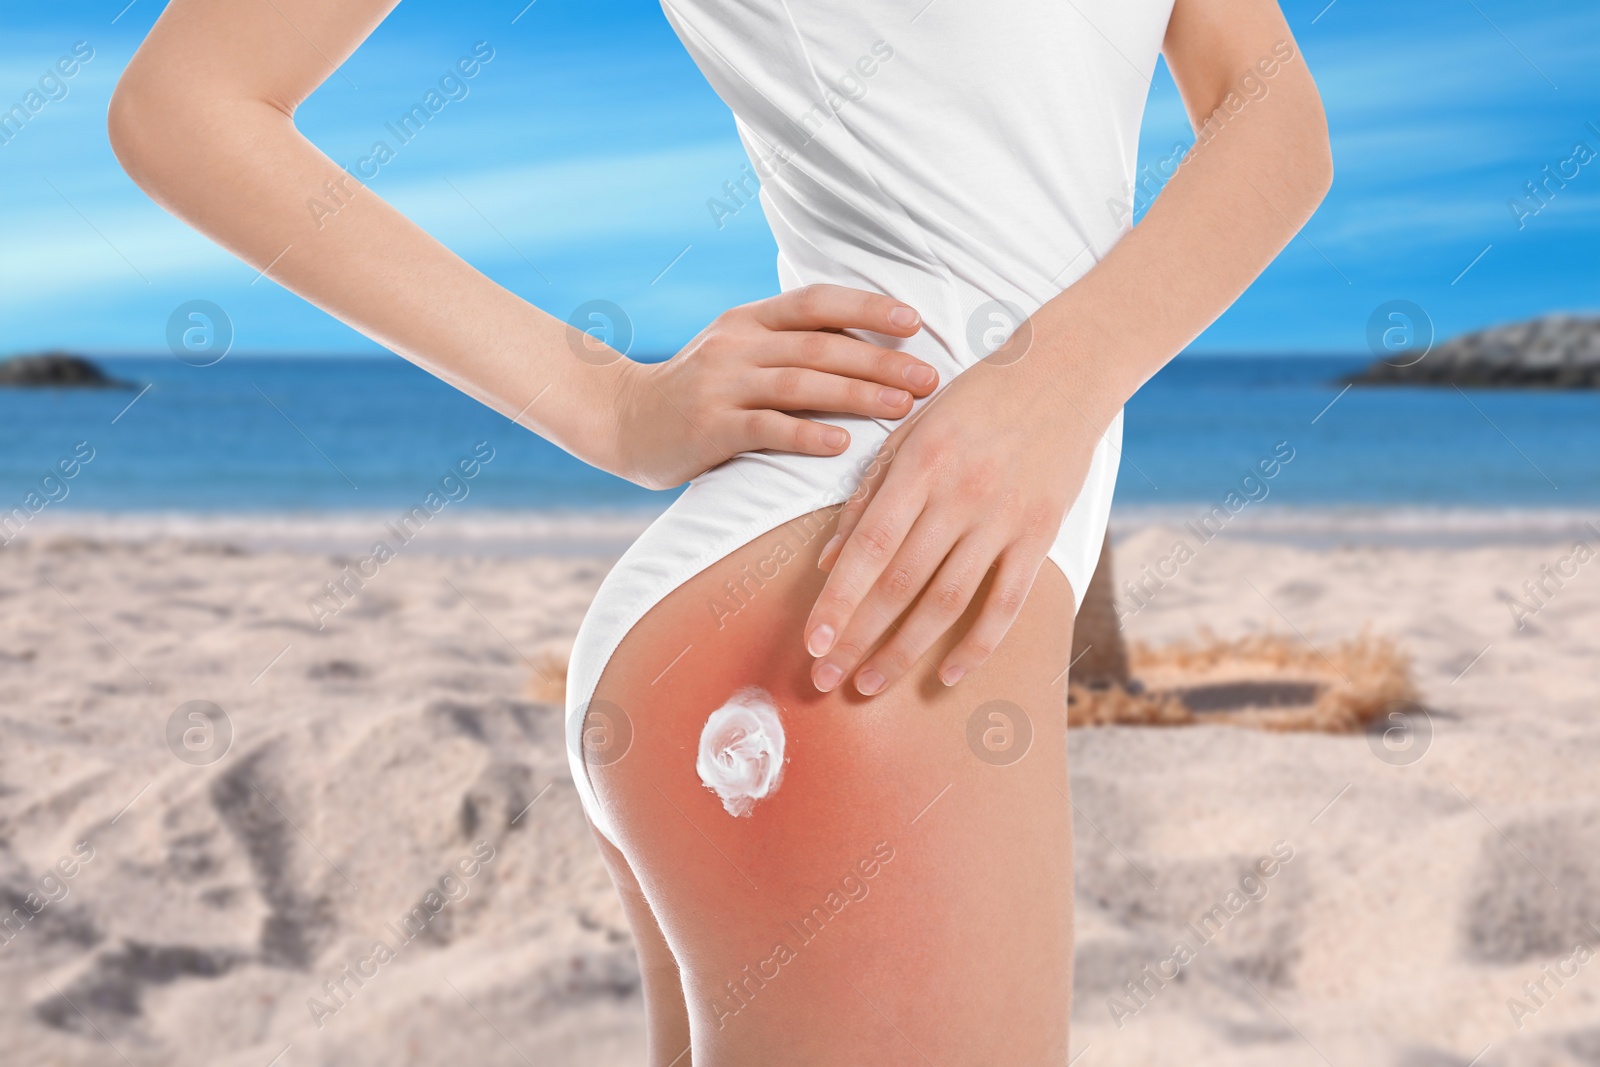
[[108, 0, 938, 489], [1028, 0, 1334, 420], [803, 0, 1332, 695]]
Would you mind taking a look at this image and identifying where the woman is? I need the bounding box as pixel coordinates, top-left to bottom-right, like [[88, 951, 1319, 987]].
[[110, 0, 1330, 1061]]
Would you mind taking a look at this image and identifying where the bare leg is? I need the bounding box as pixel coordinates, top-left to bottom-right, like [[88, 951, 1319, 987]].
[[585, 506, 1076, 1065], [590, 820, 695, 1066]]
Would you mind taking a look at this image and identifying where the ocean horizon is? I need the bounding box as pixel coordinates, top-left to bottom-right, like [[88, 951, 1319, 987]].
[[3, 353, 1597, 515]]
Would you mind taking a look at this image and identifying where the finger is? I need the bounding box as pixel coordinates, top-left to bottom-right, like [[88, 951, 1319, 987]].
[[751, 283, 923, 338], [804, 478, 928, 693], [819, 435, 902, 571], [937, 547, 1046, 686], [823, 512, 963, 696], [853, 533, 1000, 695], [758, 331, 939, 395], [727, 409, 854, 457], [751, 367, 917, 421]]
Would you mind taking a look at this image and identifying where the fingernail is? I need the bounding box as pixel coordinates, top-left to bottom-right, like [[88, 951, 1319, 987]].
[[941, 666, 966, 686], [888, 305, 920, 329], [814, 662, 843, 692], [904, 364, 937, 389], [822, 427, 848, 449], [856, 669, 885, 696], [879, 387, 910, 407], [818, 534, 842, 566], [807, 624, 836, 657]]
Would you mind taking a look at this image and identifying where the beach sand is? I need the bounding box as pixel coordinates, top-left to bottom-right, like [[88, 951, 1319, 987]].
[[1, 508, 1596, 1066]]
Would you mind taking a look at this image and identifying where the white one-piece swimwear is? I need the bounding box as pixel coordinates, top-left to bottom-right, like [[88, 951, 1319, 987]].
[[567, 0, 1176, 844]]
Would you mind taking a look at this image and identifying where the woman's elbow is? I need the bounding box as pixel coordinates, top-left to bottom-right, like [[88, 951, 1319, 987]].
[[107, 61, 256, 198], [1289, 90, 1334, 212], [106, 66, 166, 192]]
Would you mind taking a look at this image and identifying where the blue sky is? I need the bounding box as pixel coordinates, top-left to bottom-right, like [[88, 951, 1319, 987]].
[[0, 0, 1594, 357]]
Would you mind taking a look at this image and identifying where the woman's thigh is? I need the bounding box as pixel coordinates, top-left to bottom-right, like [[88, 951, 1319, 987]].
[[585, 505, 1077, 1066]]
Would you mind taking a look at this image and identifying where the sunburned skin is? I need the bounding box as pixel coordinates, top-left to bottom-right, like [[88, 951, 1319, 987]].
[[586, 505, 1081, 1064], [697, 687, 787, 817]]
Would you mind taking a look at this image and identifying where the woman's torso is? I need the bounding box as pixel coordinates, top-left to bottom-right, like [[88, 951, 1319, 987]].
[[566, 2, 1172, 811], [662, 0, 1175, 391]]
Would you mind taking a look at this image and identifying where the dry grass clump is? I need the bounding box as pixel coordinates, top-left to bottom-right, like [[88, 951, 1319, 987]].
[[531, 625, 1417, 737], [1066, 682, 1191, 728], [1068, 628, 1419, 733], [524, 637, 575, 706]]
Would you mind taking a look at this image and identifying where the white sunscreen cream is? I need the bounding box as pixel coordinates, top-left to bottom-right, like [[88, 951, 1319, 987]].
[[696, 687, 786, 818]]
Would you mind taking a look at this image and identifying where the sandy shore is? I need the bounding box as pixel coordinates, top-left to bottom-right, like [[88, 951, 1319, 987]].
[[2, 507, 1597, 1066]]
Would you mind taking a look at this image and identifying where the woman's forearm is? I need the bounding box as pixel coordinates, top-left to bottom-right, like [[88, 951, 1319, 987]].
[[107, 6, 620, 467], [1028, 26, 1333, 423], [107, 0, 949, 496]]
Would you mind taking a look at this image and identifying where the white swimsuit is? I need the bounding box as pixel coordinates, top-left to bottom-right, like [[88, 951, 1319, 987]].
[[567, 0, 1175, 844]]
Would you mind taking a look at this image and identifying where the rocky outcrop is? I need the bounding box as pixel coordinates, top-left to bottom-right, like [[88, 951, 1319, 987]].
[[0, 352, 132, 388], [1346, 314, 1600, 388]]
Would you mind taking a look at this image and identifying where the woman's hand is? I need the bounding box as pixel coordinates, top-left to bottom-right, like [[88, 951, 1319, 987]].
[[801, 350, 1116, 696], [603, 285, 938, 490], [106, 11, 941, 486], [792, 0, 1334, 698]]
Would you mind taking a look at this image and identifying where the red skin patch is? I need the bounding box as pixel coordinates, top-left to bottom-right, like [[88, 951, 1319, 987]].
[[585, 507, 1080, 1063]]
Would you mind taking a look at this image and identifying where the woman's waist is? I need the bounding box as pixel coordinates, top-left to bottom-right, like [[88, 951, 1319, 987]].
[[687, 411, 894, 502], [773, 244, 1080, 379]]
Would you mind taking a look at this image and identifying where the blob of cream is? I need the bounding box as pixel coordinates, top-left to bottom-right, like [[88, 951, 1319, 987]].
[[696, 687, 786, 818]]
